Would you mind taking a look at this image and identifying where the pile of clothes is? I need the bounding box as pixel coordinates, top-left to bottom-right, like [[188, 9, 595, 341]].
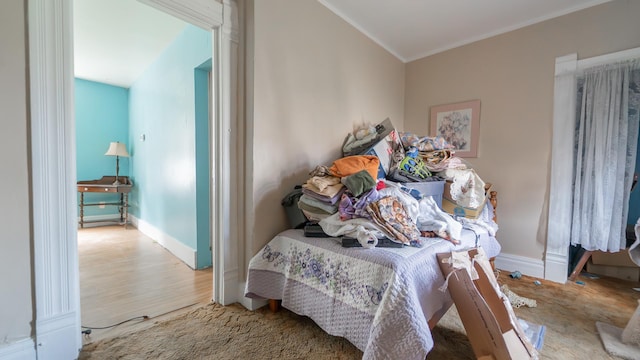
[[290, 121, 495, 248], [298, 155, 379, 222], [399, 131, 487, 210]]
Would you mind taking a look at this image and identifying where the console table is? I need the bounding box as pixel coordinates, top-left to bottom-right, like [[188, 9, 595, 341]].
[[77, 176, 133, 228]]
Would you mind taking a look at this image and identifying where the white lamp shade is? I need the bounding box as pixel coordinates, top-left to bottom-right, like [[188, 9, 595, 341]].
[[105, 142, 130, 157]]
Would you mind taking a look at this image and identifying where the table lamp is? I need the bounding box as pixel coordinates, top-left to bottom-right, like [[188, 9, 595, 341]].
[[105, 141, 129, 185]]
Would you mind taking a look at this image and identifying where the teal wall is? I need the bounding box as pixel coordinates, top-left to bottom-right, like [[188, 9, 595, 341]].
[[195, 60, 212, 268], [75, 79, 129, 217], [129, 25, 212, 268]]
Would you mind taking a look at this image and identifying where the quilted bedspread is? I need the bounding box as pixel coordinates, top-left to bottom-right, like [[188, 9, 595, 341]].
[[245, 228, 500, 360]]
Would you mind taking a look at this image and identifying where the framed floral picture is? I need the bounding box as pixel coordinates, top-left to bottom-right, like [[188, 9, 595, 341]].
[[430, 100, 480, 158]]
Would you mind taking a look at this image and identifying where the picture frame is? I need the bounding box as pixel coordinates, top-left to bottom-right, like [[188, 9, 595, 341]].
[[430, 100, 480, 158]]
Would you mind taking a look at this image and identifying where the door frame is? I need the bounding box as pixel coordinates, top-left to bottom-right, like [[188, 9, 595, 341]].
[[27, 0, 241, 358], [545, 46, 640, 283]]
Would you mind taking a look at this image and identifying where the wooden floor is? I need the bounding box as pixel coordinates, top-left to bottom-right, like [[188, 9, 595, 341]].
[[78, 225, 213, 343]]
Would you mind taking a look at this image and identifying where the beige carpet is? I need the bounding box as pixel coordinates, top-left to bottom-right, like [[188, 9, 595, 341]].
[[79, 272, 639, 360]]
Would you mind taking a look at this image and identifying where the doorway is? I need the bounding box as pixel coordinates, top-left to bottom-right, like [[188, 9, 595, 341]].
[[546, 47, 640, 283], [29, 0, 240, 358], [74, 0, 215, 340]]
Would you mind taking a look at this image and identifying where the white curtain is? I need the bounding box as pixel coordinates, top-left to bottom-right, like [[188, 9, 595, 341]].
[[570, 60, 640, 252]]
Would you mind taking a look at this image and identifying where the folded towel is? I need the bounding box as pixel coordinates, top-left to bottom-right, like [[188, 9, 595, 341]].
[[307, 175, 341, 192], [329, 155, 380, 181], [301, 187, 344, 205], [342, 170, 375, 197], [298, 194, 338, 215], [302, 181, 344, 199]]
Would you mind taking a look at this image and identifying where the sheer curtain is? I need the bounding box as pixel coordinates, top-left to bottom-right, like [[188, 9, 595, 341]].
[[570, 60, 640, 252]]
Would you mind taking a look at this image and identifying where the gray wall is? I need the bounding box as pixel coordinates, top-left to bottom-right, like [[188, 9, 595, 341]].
[[0, 0, 33, 346]]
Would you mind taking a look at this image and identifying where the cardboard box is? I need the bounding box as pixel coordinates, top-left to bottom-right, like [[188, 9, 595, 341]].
[[591, 249, 637, 267], [358, 118, 404, 180], [587, 261, 640, 281], [437, 249, 537, 359], [441, 181, 491, 219]]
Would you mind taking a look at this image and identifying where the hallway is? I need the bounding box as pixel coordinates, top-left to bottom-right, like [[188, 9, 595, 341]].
[[78, 225, 213, 343]]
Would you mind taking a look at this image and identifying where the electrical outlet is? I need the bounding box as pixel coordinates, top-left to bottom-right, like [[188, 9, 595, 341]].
[[99, 201, 105, 209]]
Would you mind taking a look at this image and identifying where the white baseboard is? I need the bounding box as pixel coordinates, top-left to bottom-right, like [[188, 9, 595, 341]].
[[494, 252, 545, 279], [34, 311, 80, 360], [544, 252, 569, 284], [219, 268, 239, 306], [129, 215, 196, 269], [237, 281, 267, 311], [0, 338, 36, 360]]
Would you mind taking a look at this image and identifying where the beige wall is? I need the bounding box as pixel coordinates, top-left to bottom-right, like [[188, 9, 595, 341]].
[[404, 0, 640, 260], [0, 0, 33, 345], [2, 0, 637, 345], [249, 0, 405, 256]]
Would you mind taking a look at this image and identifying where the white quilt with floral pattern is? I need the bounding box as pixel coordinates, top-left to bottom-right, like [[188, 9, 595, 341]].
[[245, 228, 500, 360]]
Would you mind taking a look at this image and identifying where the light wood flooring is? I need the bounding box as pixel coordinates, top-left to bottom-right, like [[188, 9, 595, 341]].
[[78, 225, 213, 343]]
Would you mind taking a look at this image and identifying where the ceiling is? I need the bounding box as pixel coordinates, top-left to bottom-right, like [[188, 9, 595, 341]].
[[320, 0, 613, 62], [74, 0, 187, 88], [74, 0, 613, 88]]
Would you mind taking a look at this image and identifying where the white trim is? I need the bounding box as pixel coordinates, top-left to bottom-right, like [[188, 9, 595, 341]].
[[544, 252, 571, 284], [494, 252, 545, 279], [130, 215, 197, 269], [545, 53, 578, 284], [237, 281, 268, 311], [578, 46, 640, 70], [137, 0, 223, 30], [211, 0, 241, 306], [242, 0, 256, 289], [319, 0, 614, 63], [30, 0, 239, 357], [554, 53, 578, 76], [34, 312, 78, 360], [222, 267, 239, 305], [0, 338, 36, 360], [29, 0, 82, 358], [546, 46, 640, 284], [407, 0, 614, 62]]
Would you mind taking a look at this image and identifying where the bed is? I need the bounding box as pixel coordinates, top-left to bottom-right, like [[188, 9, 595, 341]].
[[245, 190, 500, 360]]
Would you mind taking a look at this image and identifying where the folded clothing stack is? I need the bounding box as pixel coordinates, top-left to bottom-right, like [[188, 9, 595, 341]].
[[298, 175, 345, 220]]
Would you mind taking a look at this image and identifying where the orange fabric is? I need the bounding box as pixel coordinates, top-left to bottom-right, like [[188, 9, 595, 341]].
[[329, 155, 380, 180]]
